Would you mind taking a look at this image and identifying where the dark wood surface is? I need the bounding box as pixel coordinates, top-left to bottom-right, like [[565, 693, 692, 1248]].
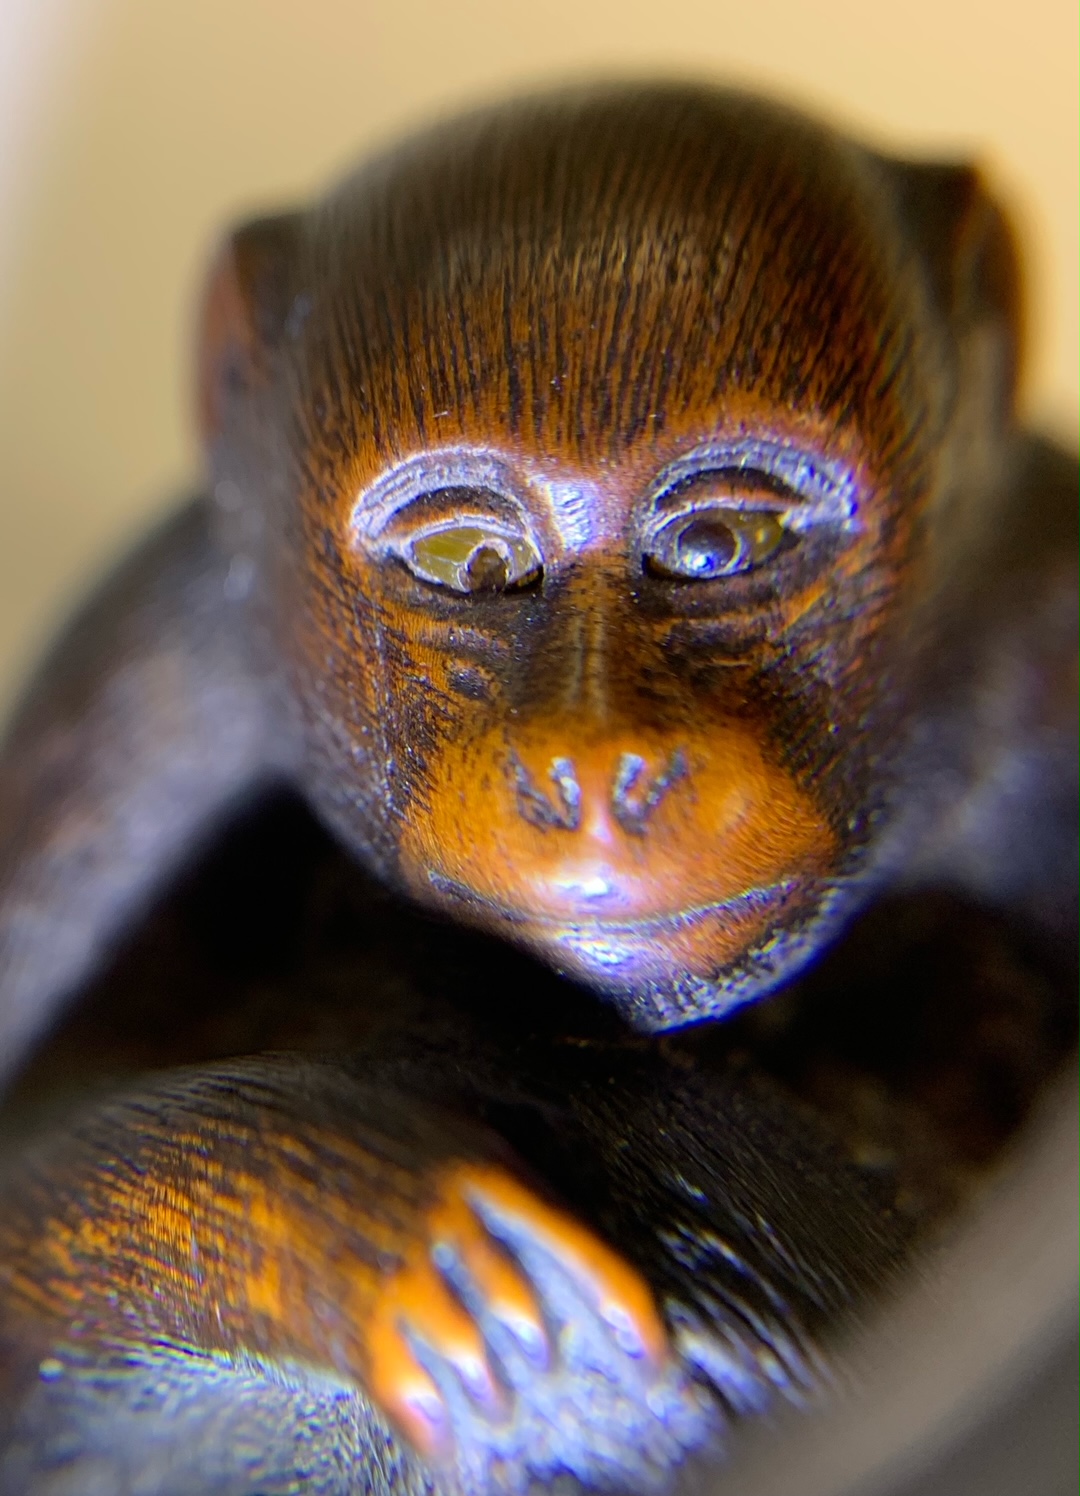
[[0, 82, 1074, 1494]]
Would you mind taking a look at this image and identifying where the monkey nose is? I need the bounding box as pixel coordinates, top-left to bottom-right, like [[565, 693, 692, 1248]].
[[509, 745, 689, 838], [498, 740, 694, 915], [398, 711, 833, 936]]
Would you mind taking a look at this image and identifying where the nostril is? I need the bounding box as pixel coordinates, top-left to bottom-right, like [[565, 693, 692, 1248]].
[[510, 752, 582, 831], [610, 749, 689, 835], [549, 757, 581, 825], [508, 748, 690, 836], [612, 753, 647, 803]]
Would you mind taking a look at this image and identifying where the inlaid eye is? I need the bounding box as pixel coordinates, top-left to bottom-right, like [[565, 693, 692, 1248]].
[[401, 522, 543, 595], [644, 507, 786, 580]]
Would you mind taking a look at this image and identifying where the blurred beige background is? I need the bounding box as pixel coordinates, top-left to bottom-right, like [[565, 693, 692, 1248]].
[[0, 0, 1075, 710]]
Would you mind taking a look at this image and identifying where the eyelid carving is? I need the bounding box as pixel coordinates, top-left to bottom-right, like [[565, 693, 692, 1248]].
[[644, 437, 862, 534], [350, 451, 547, 594], [350, 450, 525, 546]]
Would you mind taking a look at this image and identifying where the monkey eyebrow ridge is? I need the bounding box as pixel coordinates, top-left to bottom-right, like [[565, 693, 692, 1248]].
[[349, 435, 863, 554], [646, 437, 864, 531], [350, 448, 524, 542]]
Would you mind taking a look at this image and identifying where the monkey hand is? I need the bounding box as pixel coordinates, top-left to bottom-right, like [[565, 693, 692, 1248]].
[[362, 1158, 716, 1493]]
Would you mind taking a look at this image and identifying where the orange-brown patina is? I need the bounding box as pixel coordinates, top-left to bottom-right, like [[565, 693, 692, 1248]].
[[196, 86, 1019, 1023], [0, 1062, 672, 1461]]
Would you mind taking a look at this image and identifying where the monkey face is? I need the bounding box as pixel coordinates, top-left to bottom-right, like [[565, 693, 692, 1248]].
[[337, 437, 866, 1022], [200, 86, 1018, 1028]]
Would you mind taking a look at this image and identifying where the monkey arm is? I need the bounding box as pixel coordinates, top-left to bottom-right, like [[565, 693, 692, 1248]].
[[0, 1054, 719, 1496], [0, 1019, 911, 1492], [0, 497, 279, 1082]]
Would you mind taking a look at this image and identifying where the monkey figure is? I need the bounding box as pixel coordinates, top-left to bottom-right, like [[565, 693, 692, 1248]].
[[0, 82, 1075, 1496]]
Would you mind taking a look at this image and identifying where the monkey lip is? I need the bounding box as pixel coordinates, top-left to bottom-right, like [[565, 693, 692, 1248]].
[[535, 882, 793, 935], [425, 867, 795, 940], [422, 866, 810, 996]]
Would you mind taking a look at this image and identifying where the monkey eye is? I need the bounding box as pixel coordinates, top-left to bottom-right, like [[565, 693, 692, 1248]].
[[398, 521, 543, 594], [643, 505, 786, 581]]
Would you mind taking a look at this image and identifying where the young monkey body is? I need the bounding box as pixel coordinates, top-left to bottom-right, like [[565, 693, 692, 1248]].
[[0, 82, 1074, 1494]]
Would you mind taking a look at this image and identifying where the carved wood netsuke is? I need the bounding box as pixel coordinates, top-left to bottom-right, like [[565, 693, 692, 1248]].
[[0, 83, 1074, 1495]]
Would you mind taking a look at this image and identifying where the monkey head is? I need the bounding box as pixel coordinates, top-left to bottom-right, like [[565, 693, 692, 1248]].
[[197, 86, 1020, 1029]]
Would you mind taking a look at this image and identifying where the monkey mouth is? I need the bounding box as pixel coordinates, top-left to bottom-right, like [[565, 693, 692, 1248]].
[[541, 883, 793, 937], [427, 867, 791, 932], [422, 866, 806, 999]]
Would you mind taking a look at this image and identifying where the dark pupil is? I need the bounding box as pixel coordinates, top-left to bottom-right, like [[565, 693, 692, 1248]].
[[465, 545, 509, 590], [674, 516, 737, 576]]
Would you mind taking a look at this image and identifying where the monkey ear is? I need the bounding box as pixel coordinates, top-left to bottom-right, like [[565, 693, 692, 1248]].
[[196, 212, 306, 444], [879, 158, 1023, 399]]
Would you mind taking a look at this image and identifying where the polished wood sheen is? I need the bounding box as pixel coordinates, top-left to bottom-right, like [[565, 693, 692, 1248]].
[[0, 1057, 698, 1491], [0, 80, 1074, 1496], [200, 85, 1034, 1025]]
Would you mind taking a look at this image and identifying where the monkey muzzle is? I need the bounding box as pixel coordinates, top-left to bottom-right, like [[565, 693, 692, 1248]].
[[398, 709, 835, 999]]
